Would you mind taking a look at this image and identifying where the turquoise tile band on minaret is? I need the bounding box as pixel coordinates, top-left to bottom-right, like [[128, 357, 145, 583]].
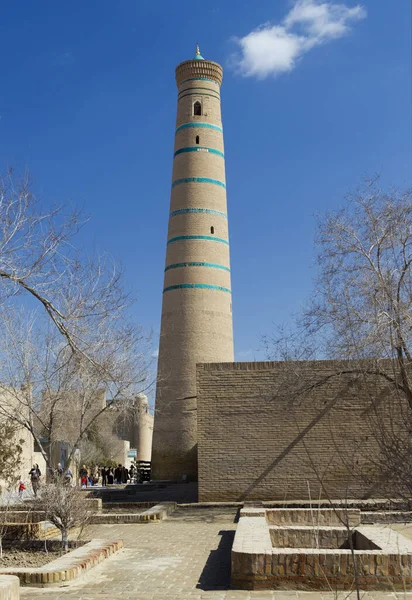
[[163, 283, 231, 294], [175, 122, 223, 133], [179, 77, 219, 86], [164, 262, 230, 272], [172, 177, 226, 188], [174, 147, 224, 158], [169, 208, 227, 219], [167, 235, 229, 245], [178, 87, 220, 97]]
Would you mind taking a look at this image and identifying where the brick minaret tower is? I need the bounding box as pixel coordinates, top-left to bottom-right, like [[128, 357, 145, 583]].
[[152, 46, 234, 480]]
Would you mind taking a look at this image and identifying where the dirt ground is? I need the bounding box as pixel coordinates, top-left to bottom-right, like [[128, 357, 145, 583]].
[[0, 546, 61, 568], [0, 539, 87, 568]]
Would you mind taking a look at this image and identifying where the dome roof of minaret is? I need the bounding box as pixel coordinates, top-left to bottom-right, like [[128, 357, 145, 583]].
[[194, 44, 204, 60]]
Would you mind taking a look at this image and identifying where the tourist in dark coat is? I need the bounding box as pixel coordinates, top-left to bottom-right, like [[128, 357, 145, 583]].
[[114, 464, 122, 484], [107, 468, 114, 485], [29, 465, 41, 497], [101, 467, 107, 486], [122, 466, 128, 484]]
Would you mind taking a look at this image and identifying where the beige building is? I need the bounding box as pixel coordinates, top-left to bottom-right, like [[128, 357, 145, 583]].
[[0, 385, 45, 493], [111, 394, 153, 463], [152, 46, 234, 480], [38, 389, 153, 470]]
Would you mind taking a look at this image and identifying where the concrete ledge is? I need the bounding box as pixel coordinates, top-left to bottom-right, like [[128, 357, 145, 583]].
[[0, 539, 123, 587], [90, 502, 176, 524], [0, 575, 19, 599]]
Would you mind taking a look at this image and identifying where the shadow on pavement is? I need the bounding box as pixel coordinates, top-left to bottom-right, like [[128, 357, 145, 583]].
[[197, 529, 235, 591]]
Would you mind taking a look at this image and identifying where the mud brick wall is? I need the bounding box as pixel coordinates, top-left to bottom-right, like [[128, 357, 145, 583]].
[[197, 360, 402, 502]]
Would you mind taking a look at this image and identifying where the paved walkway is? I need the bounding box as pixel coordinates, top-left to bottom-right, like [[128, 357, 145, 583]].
[[20, 508, 412, 600]]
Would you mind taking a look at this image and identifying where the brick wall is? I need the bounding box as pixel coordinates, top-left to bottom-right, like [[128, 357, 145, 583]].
[[197, 360, 403, 502]]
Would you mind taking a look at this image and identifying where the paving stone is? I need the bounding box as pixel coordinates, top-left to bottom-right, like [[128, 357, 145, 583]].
[[17, 508, 412, 600]]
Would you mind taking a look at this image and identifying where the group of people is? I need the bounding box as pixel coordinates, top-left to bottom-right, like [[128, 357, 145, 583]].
[[55, 462, 73, 485], [18, 464, 42, 498], [19, 461, 138, 495], [101, 463, 136, 486]]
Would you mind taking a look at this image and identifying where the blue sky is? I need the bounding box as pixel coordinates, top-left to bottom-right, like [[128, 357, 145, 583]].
[[0, 0, 410, 364]]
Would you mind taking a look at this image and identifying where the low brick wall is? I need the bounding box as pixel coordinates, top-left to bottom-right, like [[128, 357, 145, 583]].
[[1, 522, 59, 541], [270, 526, 349, 549], [231, 508, 412, 590], [102, 502, 156, 510], [361, 511, 412, 524], [0, 539, 123, 587], [0, 512, 45, 524], [90, 502, 176, 524], [0, 576, 19, 599], [264, 508, 361, 528]]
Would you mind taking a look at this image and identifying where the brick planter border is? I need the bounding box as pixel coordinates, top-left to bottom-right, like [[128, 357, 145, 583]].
[[90, 502, 176, 524], [232, 508, 412, 591], [0, 539, 123, 587]]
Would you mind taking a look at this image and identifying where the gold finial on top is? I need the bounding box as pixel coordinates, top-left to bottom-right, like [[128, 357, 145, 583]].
[[196, 43, 201, 56]]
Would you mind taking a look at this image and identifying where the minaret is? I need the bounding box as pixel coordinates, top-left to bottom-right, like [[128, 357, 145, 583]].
[[152, 46, 234, 480]]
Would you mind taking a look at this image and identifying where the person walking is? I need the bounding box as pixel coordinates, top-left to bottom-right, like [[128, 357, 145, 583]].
[[29, 465, 41, 497], [114, 464, 122, 484], [64, 466, 73, 486], [18, 479, 26, 498], [122, 465, 128, 484], [107, 468, 114, 485], [55, 463, 63, 480], [101, 467, 107, 486], [79, 464, 88, 488]]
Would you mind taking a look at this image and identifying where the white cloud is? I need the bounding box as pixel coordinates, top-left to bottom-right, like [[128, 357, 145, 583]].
[[231, 0, 366, 79]]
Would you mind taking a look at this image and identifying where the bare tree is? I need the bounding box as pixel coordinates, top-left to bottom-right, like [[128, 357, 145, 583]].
[[40, 482, 95, 552], [0, 422, 23, 494], [0, 169, 153, 472], [0, 170, 130, 358], [0, 306, 152, 472], [0, 422, 24, 557], [265, 178, 412, 498]]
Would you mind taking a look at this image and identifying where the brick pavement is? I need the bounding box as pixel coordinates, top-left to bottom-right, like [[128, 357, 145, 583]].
[[19, 508, 412, 600]]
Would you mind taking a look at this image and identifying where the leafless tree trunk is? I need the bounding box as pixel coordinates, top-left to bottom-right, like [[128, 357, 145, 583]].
[[40, 482, 95, 552]]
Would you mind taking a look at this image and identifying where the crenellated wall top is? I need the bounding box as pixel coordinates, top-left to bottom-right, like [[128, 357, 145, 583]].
[[175, 60, 223, 87]]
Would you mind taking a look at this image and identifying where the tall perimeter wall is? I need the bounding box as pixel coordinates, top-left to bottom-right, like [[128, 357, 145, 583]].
[[152, 52, 234, 480], [197, 361, 403, 502]]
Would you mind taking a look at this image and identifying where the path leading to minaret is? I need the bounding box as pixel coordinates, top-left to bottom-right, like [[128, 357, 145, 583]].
[[20, 508, 410, 599]]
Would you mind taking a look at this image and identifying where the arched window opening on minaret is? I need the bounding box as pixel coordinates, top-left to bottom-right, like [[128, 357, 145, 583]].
[[193, 101, 202, 116], [210, 226, 214, 234], [196, 135, 200, 145]]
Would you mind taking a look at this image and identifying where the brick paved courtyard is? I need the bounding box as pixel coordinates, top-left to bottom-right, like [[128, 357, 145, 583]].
[[19, 508, 412, 600]]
